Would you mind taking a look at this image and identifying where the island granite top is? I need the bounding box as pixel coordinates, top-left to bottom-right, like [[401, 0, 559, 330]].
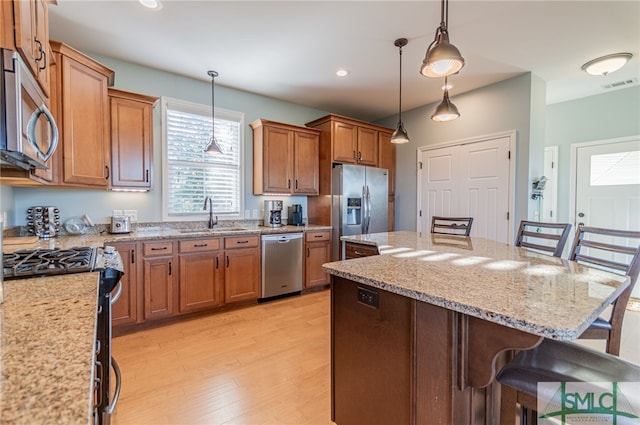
[[325, 231, 630, 340]]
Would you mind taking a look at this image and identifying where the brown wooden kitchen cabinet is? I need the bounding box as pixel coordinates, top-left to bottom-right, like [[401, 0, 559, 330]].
[[344, 241, 379, 259], [110, 242, 139, 329], [142, 240, 176, 321], [178, 237, 224, 313], [224, 235, 260, 303], [250, 119, 320, 195], [12, 0, 51, 97], [304, 230, 332, 289], [378, 130, 396, 231], [50, 40, 114, 188], [109, 88, 158, 190]]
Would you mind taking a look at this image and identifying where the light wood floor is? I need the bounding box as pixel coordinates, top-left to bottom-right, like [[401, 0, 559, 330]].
[[111, 289, 640, 425], [111, 290, 333, 425]]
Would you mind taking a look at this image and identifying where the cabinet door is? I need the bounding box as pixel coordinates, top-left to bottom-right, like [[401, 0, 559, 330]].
[[179, 252, 224, 313], [293, 131, 319, 194], [344, 242, 379, 259], [143, 255, 175, 320], [356, 127, 378, 166], [13, 0, 50, 96], [225, 247, 260, 303], [110, 94, 154, 189], [111, 242, 139, 328], [332, 121, 357, 164], [60, 55, 110, 188], [263, 125, 293, 193], [378, 130, 395, 196], [305, 241, 331, 288]]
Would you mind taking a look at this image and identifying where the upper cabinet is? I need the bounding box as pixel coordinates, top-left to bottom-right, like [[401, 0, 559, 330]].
[[11, 0, 51, 97], [50, 40, 115, 189], [251, 119, 320, 195], [108, 88, 158, 190]]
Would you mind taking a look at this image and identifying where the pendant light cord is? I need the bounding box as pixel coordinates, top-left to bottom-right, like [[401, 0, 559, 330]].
[[398, 43, 403, 123], [208, 70, 218, 134]]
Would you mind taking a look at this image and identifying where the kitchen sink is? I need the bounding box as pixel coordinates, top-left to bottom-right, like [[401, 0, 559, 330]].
[[178, 228, 248, 233]]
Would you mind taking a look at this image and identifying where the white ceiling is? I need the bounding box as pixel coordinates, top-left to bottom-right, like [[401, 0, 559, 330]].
[[48, 0, 639, 122]]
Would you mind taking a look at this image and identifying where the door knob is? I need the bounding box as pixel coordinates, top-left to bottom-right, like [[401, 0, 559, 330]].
[[578, 212, 585, 218]]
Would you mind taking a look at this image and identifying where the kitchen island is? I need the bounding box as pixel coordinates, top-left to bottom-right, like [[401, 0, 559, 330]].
[[0, 273, 99, 424], [323, 231, 630, 425]]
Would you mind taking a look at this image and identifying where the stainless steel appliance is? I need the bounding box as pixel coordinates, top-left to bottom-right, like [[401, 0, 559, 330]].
[[0, 49, 58, 171], [263, 200, 283, 228], [332, 164, 389, 260], [26, 206, 60, 238], [109, 215, 131, 234], [2, 246, 124, 425], [260, 233, 303, 301], [288, 204, 304, 226]]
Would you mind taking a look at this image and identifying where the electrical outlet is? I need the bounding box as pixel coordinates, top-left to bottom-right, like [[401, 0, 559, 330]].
[[112, 209, 123, 217], [123, 209, 138, 222], [1, 211, 7, 227], [244, 209, 251, 219], [252, 209, 259, 219]]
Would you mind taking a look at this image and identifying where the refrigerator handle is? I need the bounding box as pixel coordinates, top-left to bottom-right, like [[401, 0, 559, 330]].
[[365, 185, 372, 233], [361, 185, 367, 234]]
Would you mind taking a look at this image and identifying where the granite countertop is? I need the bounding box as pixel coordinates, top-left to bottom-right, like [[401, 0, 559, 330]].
[[0, 272, 99, 424], [3, 223, 332, 252], [325, 231, 630, 341]]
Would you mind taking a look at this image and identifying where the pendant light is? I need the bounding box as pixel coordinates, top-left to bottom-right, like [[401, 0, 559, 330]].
[[431, 76, 460, 122], [390, 38, 410, 145], [204, 70, 224, 154], [420, 0, 465, 78]]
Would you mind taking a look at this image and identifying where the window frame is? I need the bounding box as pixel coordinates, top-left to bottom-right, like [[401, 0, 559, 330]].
[[161, 96, 245, 222]]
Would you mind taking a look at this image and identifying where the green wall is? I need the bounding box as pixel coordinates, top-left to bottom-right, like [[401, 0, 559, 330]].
[[545, 86, 640, 222]]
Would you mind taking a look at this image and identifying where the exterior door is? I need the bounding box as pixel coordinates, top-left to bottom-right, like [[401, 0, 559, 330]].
[[573, 137, 640, 297], [418, 134, 512, 243]]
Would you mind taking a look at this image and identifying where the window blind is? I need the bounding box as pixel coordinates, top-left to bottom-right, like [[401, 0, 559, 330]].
[[164, 99, 242, 218]]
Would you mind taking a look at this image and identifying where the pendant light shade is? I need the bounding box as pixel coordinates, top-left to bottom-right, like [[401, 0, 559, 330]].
[[431, 77, 460, 122], [204, 70, 224, 154], [390, 38, 410, 145], [420, 0, 465, 78]]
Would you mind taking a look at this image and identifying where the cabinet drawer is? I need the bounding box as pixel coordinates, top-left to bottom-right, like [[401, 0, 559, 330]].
[[179, 238, 221, 253], [224, 235, 259, 249], [143, 241, 174, 256], [306, 230, 331, 242], [344, 242, 378, 259]]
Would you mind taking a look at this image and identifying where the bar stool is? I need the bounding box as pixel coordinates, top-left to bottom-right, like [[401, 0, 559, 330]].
[[430, 216, 473, 236], [497, 339, 640, 425], [515, 220, 572, 257]]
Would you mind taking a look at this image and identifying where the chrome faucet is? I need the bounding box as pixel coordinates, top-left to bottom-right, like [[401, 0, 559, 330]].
[[203, 196, 218, 229]]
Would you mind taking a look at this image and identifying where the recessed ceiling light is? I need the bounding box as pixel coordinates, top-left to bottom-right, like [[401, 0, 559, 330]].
[[139, 0, 162, 10], [582, 53, 632, 76], [336, 69, 350, 77]]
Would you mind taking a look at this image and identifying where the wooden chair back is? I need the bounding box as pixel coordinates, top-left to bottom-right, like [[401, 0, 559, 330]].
[[570, 225, 640, 355], [430, 216, 473, 237], [515, 220, 572, 257]]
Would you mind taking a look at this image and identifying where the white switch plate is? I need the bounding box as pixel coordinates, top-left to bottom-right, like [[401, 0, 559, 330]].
[[244, 209, 250, 219], [112, 209, 123, 216], [252, 209, 259, 219], [124, 209, 138, 222]]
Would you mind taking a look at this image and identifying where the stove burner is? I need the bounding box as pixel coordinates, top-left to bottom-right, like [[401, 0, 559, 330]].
[[2, 247, 96, 279]]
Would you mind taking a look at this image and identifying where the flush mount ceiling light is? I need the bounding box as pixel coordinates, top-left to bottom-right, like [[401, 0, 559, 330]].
[[336, 68, 350, 77], [390, 38, 410, 145], [204, 70, 224, 154], [431, 76, 460, 122], [420, 0, 465, 78], [582, 53, 633, 76], [139, 0, 161, 9]]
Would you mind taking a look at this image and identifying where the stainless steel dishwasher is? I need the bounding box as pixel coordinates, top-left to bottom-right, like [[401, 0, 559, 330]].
[[260, 232, 303, 301]]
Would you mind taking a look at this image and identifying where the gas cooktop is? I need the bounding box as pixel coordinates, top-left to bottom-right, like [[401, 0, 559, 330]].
[[2, 247, 97, 280]]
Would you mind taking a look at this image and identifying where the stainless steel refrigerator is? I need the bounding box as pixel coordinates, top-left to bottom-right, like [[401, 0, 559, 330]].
[[332, 164, 389, 260]]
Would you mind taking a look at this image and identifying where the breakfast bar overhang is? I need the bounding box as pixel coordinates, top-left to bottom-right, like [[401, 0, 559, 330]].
[[323, 231, 630, 425]]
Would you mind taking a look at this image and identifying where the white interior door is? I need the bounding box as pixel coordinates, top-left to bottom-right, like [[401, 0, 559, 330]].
[[574, 137, 640, 297], [418, 133, 512, 243], [541, 146, 558, 222]]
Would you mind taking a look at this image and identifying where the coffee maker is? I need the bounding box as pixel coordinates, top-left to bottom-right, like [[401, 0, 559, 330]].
[[288, 204, 304, 226], [263, 200, 283, 227]]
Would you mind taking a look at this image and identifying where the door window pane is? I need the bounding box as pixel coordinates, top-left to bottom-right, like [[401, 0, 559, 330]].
[[590, 151, 640, 186]]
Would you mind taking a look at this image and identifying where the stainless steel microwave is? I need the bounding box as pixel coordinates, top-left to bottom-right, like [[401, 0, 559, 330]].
[[0, 49, 58, 171]]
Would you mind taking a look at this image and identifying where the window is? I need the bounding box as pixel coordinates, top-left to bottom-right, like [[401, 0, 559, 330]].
[[162, 97, 244, 221], [590, 151, 640, 186]]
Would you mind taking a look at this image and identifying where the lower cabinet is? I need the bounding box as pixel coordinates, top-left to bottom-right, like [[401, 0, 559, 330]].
[[111, 242, 139, 328], [142, 240, 176, 321], [305, 230, 331, 288], [344, 241, 379, 259], [178, 238, 224, 313], [224, 235, 261, 303]]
